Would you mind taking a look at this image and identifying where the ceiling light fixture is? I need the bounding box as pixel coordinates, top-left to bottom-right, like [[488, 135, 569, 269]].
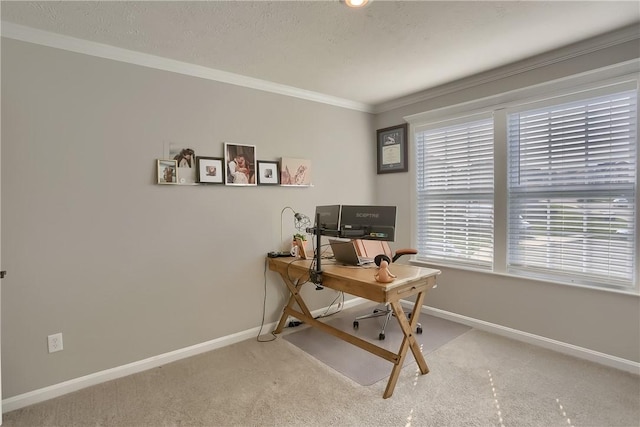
[[343, 0, 369, 8]]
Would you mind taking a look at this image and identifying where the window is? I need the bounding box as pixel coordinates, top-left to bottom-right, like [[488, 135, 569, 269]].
[[415, 115, 494, 269], [412, 79, 637, 291], [507, 89, 637, 289]]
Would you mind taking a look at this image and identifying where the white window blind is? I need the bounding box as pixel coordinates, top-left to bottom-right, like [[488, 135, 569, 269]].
[[507, 89, 637, 289], [416, 117, 494, 269]]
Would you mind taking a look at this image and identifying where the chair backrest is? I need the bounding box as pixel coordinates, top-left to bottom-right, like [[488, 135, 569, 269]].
[[353, 239, 418, 263], [353, 239, 392, 259]]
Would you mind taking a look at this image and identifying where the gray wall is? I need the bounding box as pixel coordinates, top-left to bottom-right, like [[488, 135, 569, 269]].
[[2, 30, 639, 401], [1, 39, 376, 398], [375, 37, 640, 363]]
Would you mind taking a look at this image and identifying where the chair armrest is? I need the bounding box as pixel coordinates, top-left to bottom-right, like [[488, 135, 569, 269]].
[[392, 248, 418, 263]]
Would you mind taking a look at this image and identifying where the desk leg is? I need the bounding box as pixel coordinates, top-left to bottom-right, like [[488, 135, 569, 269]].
[[404, 291, 429, 374], [383, 296, 429, 399], [272, 273, 314, 335]]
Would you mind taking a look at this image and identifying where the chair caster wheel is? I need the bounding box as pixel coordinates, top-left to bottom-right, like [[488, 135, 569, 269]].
[[417, 326, 423, 334], [353, 321, 359, 329], [379, 333, 385, 340]]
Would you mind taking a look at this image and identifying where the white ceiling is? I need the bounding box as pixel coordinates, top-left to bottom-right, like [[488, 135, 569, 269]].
[[2, 1, 639, 109]]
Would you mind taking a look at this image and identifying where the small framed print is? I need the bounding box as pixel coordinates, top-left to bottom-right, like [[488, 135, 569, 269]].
[[257, 161, 280, 185], [157, 159, 177, 184], [196, 156, 224, 184], [377, 123, 408, 174]]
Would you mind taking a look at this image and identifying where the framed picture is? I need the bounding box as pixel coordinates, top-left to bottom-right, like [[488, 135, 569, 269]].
[[196, 156, 224, 184], [165, 143, 197, 184], [224, 143, 257, 186], [280, 157, 312, 186], [377, 123, 408, 174], [257, 160, 280, 185], [157, 159, 177, 184]]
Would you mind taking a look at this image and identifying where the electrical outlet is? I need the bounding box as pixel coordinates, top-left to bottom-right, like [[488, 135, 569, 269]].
[[48, 333, 63, 353]]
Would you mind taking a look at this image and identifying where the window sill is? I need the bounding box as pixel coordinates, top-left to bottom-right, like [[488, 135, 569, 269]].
[[409, 259, 640, 297]]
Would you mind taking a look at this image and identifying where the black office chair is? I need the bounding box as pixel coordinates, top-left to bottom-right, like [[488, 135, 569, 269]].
[[351, 240, 421, 340]]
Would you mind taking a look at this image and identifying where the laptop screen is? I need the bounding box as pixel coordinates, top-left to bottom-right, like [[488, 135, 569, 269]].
[[329, 239, 373, 266]]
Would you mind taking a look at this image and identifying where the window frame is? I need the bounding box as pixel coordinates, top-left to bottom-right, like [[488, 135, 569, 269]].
[[406, 71, 639, 294], [414, 113, 496, 270]]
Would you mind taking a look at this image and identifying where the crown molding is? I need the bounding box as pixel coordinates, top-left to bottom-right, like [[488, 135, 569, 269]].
[[3, 21, 637, 116], [375, 24, 640, 114], [1, 21, 375, 114]]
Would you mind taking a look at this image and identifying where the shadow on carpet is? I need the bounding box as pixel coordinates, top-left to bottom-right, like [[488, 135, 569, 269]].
[[283, 307, 471, 386]]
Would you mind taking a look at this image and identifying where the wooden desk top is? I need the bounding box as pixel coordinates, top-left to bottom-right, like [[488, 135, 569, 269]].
[[268, 257, 440, 303]]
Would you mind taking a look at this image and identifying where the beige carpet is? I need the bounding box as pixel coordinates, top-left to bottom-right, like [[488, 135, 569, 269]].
[[284, 306, 471, 385], [3, 307, 639, 426]]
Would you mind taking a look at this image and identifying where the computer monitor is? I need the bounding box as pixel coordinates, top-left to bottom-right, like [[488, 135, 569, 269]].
[[314, 205, 341, 237], [339, 205, 396, 241]]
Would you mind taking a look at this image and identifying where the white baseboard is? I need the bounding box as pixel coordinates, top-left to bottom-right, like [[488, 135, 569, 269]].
[[3, 298, 637, 413], [420, 305, 640, 375], [1, 298, 363, 413]]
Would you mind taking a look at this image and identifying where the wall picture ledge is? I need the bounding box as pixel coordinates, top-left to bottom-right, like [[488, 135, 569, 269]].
[[377, 123, 408, 174], [155, 143, 314, 188]]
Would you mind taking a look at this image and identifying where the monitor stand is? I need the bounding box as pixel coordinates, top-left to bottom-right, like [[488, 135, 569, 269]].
[[309, 213, 323, 289]]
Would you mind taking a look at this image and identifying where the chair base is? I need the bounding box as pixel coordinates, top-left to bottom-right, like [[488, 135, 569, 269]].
[[353, 305, 422, 340]]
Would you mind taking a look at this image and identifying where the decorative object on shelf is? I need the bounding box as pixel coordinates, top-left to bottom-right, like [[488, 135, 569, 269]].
[[257, 160, 280, 185], [294, 233, 310, 259], [165, 143, 197, 184], [377, 123, 408, 174], [225, 143, 257, 186], [280, 157, 311, 186], [196, 156, 224, 184], [157, 159, 177, 184]]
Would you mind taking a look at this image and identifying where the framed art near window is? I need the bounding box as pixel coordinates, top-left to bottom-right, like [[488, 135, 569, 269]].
[[196, 156, 224, 184], [377, 123, 408, 174], [257, 160, 280, 185]]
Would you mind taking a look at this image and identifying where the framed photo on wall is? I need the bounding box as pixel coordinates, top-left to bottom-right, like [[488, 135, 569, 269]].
[[164, 143, 197, 184], [280, 157, 311, 186], [196, 156, 224, 184], [377, 123, 408, 174], [157, 159, 177, 184], [224, 143, 257, 186], [257, 160, 280, 185]]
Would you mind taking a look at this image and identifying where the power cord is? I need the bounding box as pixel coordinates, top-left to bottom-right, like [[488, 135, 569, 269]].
[[257, 258, 277, 342], [285, 291, 344, 328], [258, 249, 343, 342], [258, 257, 312, 342], [308, 242, 332, 287], [316, 291, 345, 319]]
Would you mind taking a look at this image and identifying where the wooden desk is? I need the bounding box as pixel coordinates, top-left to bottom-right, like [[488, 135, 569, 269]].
[[269, 257, 440, 398]]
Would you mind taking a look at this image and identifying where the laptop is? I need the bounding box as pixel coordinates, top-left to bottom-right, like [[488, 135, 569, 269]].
[[329, 239, 374, 266]]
